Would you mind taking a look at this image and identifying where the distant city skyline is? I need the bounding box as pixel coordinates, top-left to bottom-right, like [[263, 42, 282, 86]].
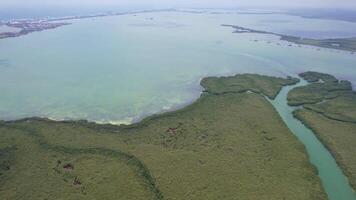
[[1, 0, 356, 9]]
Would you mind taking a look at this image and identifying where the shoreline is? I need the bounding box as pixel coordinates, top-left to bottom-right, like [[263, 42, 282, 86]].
[[0, 83, 204, 127], [0, 9, 174, 40], [0, 73, 297, 127], [2, 8, 356, 46], [0, 9, 175, 40], [286, 71, 356, 192], [267, 77, 356, 199], [3, 72, 356, 198], [293, 110, 356, 191], [0, 73, 327, 199], [2, 72, 294, 127], [222, 24, 356, 53], [0, 22, 71, 39]]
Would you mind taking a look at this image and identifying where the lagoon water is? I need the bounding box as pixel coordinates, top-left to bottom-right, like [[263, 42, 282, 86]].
[[1, 9, 356, 199], [1, 10, 356, 124]]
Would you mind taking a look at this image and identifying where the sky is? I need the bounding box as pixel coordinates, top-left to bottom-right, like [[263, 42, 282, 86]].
[[1, 0, 356, 9]]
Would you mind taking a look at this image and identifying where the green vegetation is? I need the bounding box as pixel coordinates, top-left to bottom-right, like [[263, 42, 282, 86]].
[[280, 36, 356, 52], [294, 109, 356, 190], [304, 95, 356, 123], [287, 72, 352, 106], [224, 24, 356, 52], [201, 74, 299, 99], [0, 74, 326, 199], [288, 71, 356, 190], [299, 71, 338, 83], [0, 146, 16, 177]]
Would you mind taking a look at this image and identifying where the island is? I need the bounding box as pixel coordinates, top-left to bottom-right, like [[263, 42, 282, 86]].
[[222, 24, 356, 52], [288, 71, 356, 190], [0, 21, 71, 39], [0, 74, 326, 199]]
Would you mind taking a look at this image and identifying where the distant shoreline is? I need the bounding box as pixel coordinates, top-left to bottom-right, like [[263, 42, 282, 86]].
[[222, 24, 356, 53], [2, 8, 356, 46], [0, 9, 174, 40], [0, 22, 71, 39]]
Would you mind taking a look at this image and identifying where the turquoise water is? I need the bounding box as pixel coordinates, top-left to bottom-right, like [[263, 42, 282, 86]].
[[1, 10, 356, 199], [270, 80, 356, 200], [0, 11, 356, 124]]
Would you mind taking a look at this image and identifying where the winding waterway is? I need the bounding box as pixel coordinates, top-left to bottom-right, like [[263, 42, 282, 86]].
[[1, 9, 356, 197], [270, 79, 356, 200]]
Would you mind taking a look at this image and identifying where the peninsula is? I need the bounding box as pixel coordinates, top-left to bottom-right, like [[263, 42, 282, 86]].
[[0, 21, 71, 39], [0, 9, 174, 40], [0, 74, 326, 199], [222, 24, 356, 52]]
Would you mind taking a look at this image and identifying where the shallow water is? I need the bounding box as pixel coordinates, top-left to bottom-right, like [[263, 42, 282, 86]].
[[270, 80, 356, 200], [0, 11, 356, 124], [1, 9, 356, 199], [0, 25, 21, 33]]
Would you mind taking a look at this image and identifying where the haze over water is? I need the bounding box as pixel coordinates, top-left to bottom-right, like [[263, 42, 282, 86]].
[[1, 10, 356, 124]]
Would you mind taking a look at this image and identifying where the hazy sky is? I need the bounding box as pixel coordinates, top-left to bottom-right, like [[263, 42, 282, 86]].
[[1, 0, 356, 8]]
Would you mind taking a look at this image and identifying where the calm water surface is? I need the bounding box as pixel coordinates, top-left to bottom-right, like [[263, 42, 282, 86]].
[[1, 10, 356, 199], [0, 25, 21, 33], [270, 80, 356, 200], [0, 11, 356, 123]]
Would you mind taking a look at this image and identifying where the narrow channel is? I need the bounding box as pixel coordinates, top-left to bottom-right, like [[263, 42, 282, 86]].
[[269, 79, 356, 200]]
